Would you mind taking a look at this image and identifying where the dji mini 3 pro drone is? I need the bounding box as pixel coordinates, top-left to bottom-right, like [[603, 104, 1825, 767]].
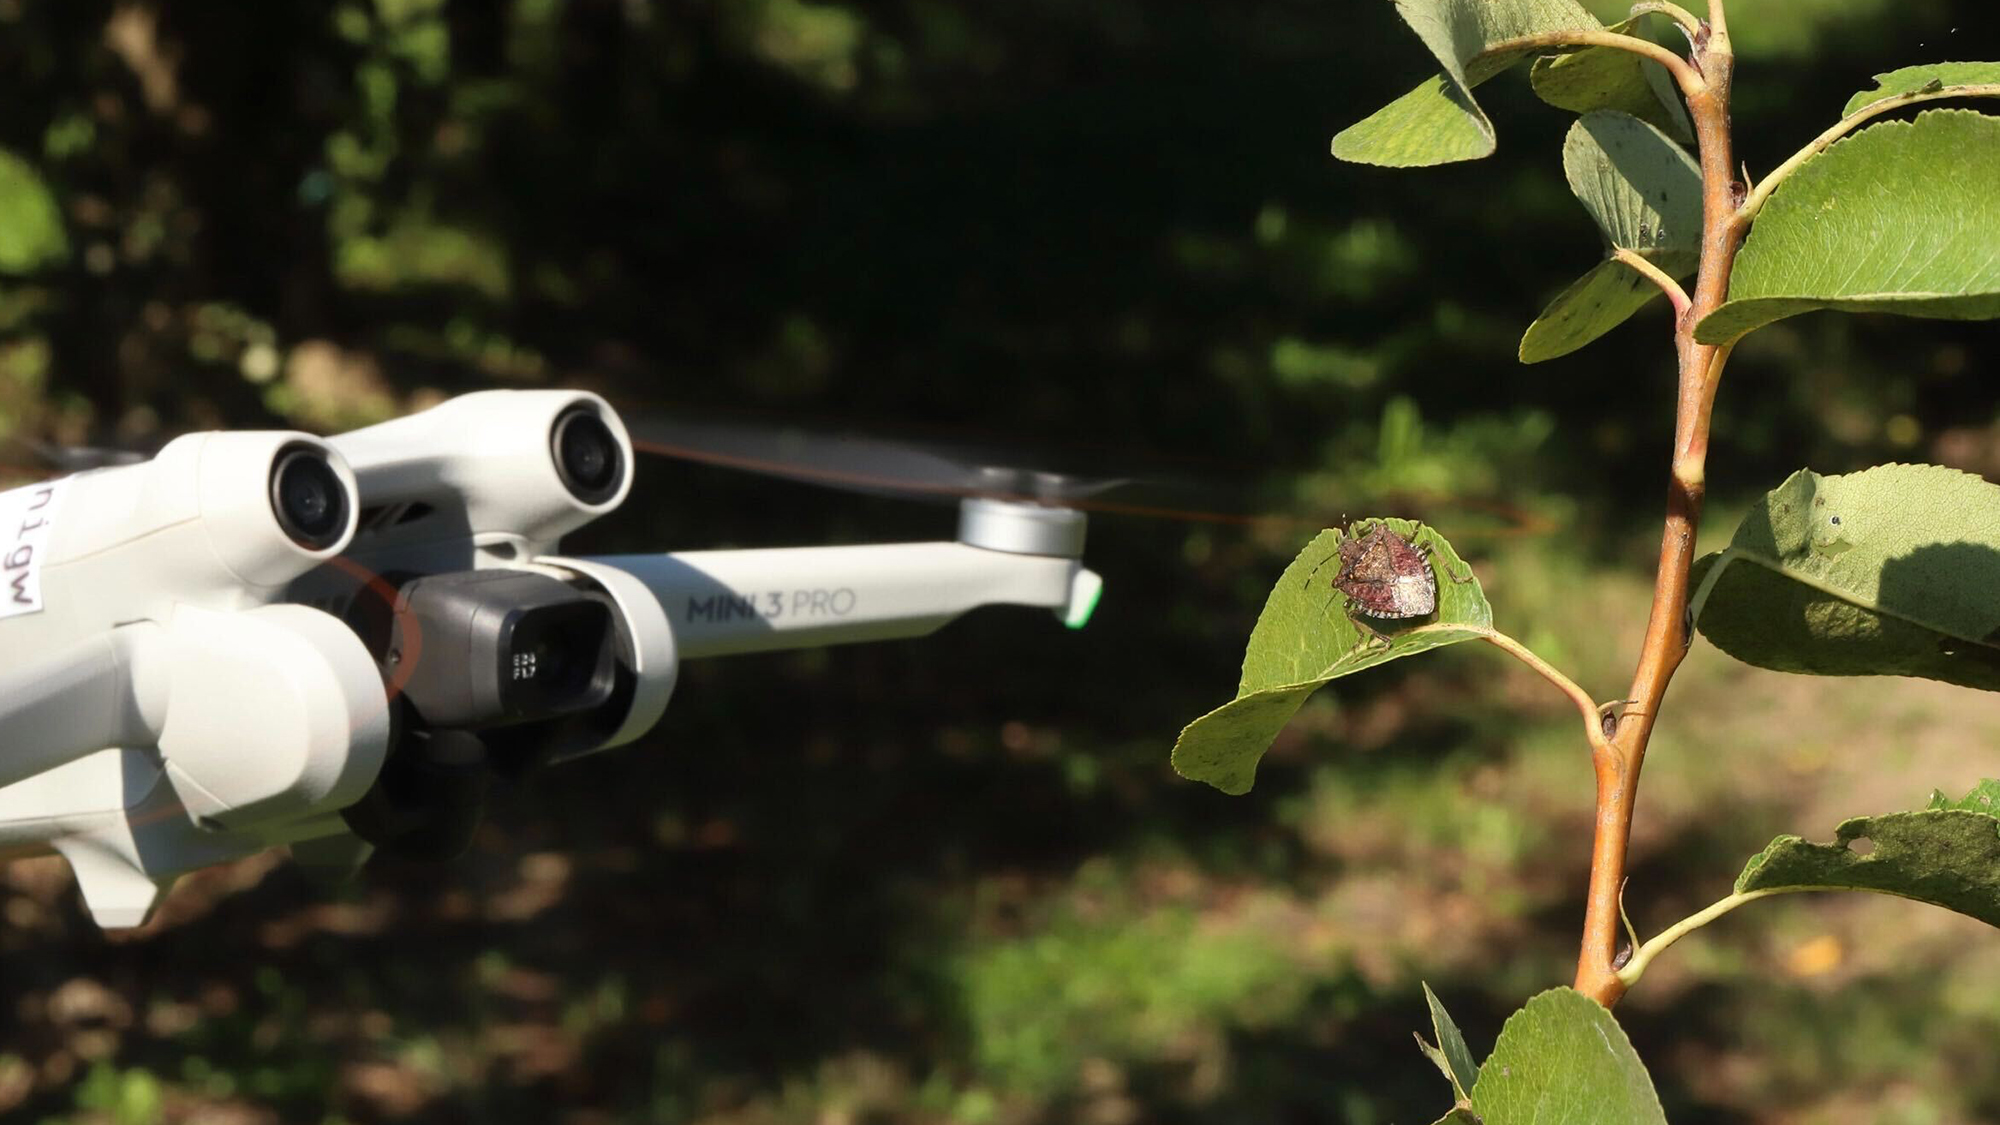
[[0, 390, 1103, 928]]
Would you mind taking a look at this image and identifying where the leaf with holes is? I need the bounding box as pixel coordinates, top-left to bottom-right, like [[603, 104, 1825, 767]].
[[1521, 111, 1701, 361], [1171, 520, 1490, 795], [1690, 464, 2000, 690], [1843, 62, 2000, 115], [1529, 18, 1692, 142], [1736, 781, 2000, 927], [1930, 778, 2000, 813], [1695, 110, 2000, 344], [1333, 0, 1602, 167]]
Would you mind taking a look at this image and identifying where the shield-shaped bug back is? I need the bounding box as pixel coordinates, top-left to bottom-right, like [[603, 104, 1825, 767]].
[[1305, 523, 1439, 622]]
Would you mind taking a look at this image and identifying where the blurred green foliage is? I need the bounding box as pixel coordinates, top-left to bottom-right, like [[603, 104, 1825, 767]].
[[2, 1, 1999, 1123]]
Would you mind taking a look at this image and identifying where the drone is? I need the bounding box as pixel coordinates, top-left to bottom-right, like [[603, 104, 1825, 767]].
[[0, 390, 1105, 929]]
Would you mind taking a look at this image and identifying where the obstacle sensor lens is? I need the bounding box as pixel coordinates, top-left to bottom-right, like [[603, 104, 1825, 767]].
[[552, 407, 622, 503], [270, 445, 350, 550]]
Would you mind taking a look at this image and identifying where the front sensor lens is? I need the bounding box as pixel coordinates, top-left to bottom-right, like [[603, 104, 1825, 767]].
[[270, 445, 350, 550], [551, 408, 623, 504]]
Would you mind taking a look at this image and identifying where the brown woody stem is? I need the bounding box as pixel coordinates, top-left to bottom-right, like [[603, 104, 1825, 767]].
[[1572, 2, 1741, 1008]]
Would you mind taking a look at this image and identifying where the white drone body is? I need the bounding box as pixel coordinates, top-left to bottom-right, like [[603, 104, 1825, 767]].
[[0, 390, 1101, 928]]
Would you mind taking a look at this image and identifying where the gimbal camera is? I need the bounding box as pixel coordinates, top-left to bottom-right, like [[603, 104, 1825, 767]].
[[0, 391, 1103, 928]]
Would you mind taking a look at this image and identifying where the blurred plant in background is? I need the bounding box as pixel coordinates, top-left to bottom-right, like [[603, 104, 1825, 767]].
[[2, 1, 1998, 1122]]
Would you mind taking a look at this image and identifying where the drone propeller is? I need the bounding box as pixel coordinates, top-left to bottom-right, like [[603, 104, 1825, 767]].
[[622, 412, 1278, 526], [624, 412, 1559, 538], [2, 408, 1557, 539]]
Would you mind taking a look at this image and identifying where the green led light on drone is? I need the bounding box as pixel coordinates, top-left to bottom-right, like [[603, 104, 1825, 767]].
[[1064, 575, 1103, 630]]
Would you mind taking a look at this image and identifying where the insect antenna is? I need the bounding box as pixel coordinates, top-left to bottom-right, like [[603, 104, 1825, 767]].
[[1300, 550, 1342, 589]]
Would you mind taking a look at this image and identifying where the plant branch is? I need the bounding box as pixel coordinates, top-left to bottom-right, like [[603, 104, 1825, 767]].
[[1736, 83, 2000, 227], [1471, 627, 1617, 761], [1490, 30, 1704, 99], [1610, 248, 1691, 319], [1614, 886, 1798, 987], [1629, 2, 1703, 42], [1572, 15, 1741, 1010]]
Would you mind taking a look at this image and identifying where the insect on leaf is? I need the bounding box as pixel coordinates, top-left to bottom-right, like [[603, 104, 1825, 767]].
[[1171, 520, 1489, 795]]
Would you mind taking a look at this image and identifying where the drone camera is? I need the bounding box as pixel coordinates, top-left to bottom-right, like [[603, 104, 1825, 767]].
[[386, 569, 618, 729], [269, 443, 352, 551], [551, 406, 624, 505], [188, 432, 360, 588], [323, 390, 635, 565]]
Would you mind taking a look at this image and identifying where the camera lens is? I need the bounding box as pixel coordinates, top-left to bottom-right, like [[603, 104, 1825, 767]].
[[551, 407, 622, 504], [269, 445, 350, 550], [503, 601, 610, 711], [385, 571, 617, 730]]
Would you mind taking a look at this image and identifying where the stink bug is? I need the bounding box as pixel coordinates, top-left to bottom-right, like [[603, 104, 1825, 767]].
[[1304, 523, 1454, 642]]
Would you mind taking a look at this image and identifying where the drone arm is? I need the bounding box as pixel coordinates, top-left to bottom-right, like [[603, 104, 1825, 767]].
[[579, 543, 1100, 659], [0, 604, 390, 928], [0, 624, 167, 790]]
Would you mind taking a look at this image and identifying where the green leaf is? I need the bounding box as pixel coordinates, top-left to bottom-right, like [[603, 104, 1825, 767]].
[[1520, 260, 1661, 362], [0, 149, 68, 274], [1529, 19, 1693, 142], [1520, 111, 1701, 362], [1464, 988, 1665, 1125], [1929, 778, 2000, 813], [1695, 109, 2000, 344], [1171, 520, 1490, 794], [1564, 112, 1702, 258], [1737, 781, 2000, 927], [1691, 464, 2000, 690], [1332, 0, 1602, 167], [1417, 982, 1481, 1102], [1843, 62, 2000, 116]]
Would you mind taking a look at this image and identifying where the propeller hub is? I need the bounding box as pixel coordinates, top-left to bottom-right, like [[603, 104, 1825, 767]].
[[957, 497, 1086, 558]]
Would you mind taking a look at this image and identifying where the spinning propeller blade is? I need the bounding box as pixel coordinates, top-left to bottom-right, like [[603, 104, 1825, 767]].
[[622, 411, 1275, 525]]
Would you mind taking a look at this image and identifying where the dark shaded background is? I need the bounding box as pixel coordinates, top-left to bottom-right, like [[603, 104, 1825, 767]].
[[3, 2, 1999, 1122]]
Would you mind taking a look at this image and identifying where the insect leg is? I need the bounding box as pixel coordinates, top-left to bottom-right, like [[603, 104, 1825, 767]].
[[1345, 606, 1392, 650], [1416, 539, 1476, 585]]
